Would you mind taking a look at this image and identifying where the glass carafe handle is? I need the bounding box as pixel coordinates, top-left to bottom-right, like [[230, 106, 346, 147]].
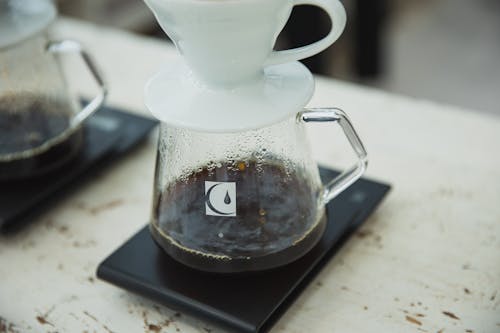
[[301, 108, 368, 204], [47, 40, 107, 129]]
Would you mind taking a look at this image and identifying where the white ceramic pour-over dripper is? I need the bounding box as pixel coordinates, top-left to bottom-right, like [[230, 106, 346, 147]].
[[143, 0, 346, 132], [144, 0, 345, 87]]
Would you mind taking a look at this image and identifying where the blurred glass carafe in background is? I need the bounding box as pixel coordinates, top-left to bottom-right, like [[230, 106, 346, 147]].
[[0, 0, 106, 180], [144, 0, 368, 273]]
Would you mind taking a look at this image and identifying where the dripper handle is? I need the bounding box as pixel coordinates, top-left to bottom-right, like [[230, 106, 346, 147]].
[[265, 0, 346, 66]]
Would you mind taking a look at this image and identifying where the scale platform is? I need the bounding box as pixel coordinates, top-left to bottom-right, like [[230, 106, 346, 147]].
[[97, 168, 390, 333]]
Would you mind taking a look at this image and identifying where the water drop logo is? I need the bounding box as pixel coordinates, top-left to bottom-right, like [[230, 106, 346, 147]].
[[224, 191, 231, 204], [205, 181, 236, 217]]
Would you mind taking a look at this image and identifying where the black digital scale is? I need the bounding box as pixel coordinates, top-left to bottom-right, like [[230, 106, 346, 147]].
[[0, 104, 390, 333], [98, 168, 390, 333]]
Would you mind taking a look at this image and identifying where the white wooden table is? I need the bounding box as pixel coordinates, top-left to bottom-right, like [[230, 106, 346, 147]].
[[1, 18, 499, 333]]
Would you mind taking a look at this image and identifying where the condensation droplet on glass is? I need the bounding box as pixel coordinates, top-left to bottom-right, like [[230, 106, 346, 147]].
[[218, 232, 224, 238]]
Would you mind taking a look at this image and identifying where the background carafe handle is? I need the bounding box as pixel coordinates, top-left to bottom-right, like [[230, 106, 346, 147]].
[[47, 40, 107, 129], [265, 0, 346, 66], [301, 108, 368, 204]]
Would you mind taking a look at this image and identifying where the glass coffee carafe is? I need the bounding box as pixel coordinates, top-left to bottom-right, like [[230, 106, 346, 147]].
[[0, 0, 106, 180], [150, 108, 367, 273], [144, 0, 367, 272]]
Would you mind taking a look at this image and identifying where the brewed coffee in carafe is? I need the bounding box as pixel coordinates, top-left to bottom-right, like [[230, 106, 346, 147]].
[[0, 94, 71, 154], [151, 160, 327, 272], [0, 93, 85, 180], [144, 0, 367, 273]]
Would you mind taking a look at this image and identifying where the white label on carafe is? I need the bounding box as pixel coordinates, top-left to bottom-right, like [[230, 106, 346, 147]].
[[205, 181, 236, 217]]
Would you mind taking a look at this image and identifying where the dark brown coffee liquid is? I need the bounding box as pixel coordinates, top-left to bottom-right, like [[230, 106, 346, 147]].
[[0, 94, 83, 181], [151, 160, 326, 273]]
